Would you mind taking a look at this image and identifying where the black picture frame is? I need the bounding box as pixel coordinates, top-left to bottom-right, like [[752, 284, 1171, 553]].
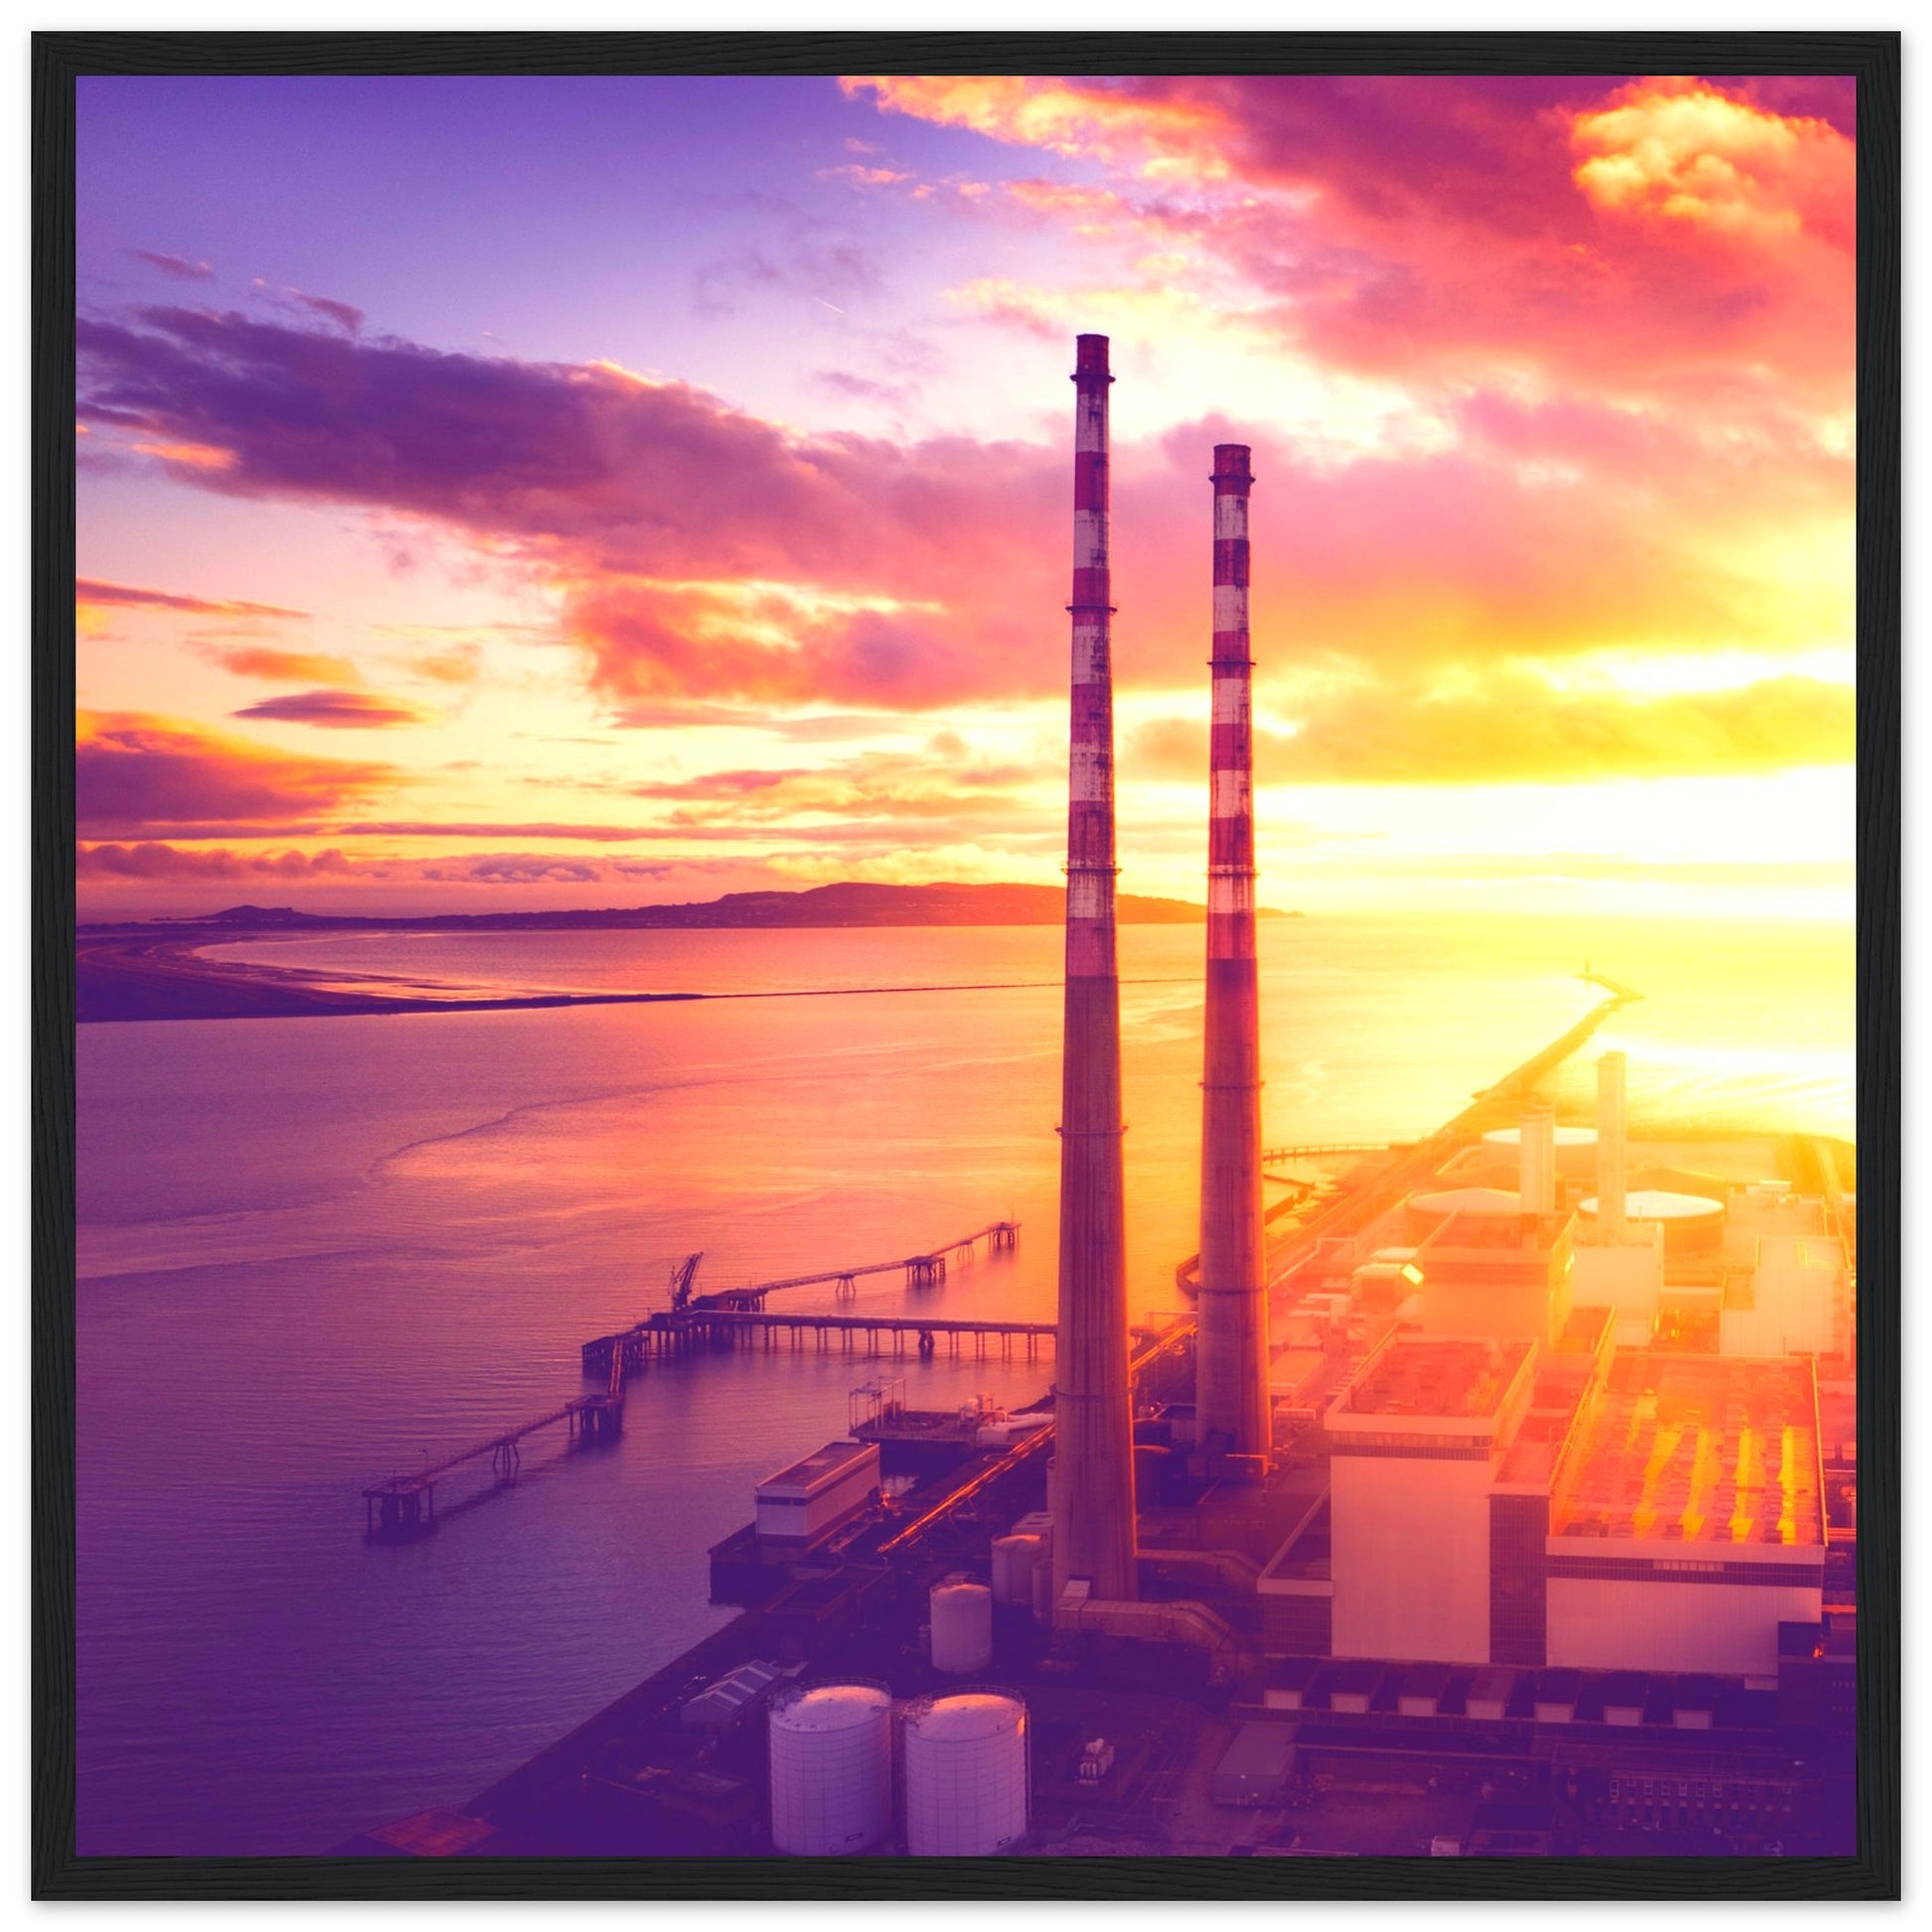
[[32, 28, 1901, 1902]]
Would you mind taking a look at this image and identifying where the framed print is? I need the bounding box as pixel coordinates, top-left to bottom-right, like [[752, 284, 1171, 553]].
[[32, 28, 1899, 1902]]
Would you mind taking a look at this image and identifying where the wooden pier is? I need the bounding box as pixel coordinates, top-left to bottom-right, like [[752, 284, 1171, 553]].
[[1260, 1142, 1399, 1164], [359, 1219, 1020, 1538], [678, 1220, 1019, 1313], [362, 1393, 623, 1542], [582, 1220, 1021, 1371], [585, 1308, 1051, 1377]]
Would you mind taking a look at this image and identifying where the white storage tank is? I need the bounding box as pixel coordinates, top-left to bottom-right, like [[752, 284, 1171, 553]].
[[990, 1535, 1041, 1605], [1482, 1124, 1598, 1179], [1581, 1188, 1725, 1256], [1405, 1185, 1523, 1240], [929, 1580, 995, 1672], [902, 1693, 1030, 1856], [767, 1683, 894, 1856]]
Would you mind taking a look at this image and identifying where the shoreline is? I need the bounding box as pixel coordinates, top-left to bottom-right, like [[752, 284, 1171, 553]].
[[75, 935, 1180, 1025]]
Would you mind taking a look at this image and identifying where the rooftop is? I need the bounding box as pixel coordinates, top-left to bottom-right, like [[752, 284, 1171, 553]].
[[1419, 1208, 1571, 1254], [1581, 1189, 1725, 1222], [1336, 1336, 1534, 1423], [1493, 1410, 1576, 1491], [758, 1439, 877, 1497], [1552, 1354, 1823, 1549]]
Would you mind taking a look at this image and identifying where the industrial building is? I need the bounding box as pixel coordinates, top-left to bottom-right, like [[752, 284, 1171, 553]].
[[349, 335, 1857, 1862], [1327, 1333, 1542, 1662]]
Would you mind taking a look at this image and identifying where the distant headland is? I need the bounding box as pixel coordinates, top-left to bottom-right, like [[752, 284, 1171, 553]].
[[84, 878, 1295, 938], [76, 881, 1301, 1025]]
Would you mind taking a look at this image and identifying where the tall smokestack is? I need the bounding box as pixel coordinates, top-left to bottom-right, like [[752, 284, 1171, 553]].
[[1195, 445, 1271, 1463], [1049, 335, 1137, 1603], [1596, 1051, 1627, 1241], [1520, 1100, 1558, 1216]]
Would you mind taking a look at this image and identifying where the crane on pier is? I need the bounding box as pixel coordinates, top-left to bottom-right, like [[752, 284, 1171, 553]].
[[669, 1251, 703, 1312]]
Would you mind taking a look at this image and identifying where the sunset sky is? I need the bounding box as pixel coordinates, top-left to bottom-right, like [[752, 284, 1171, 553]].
[[73, 71, 1857, 921]]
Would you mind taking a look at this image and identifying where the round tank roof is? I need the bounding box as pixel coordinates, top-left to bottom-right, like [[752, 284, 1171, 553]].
[[771, 1684, 892, 1731], [1482, 1126, 1597, 1148], [1409, 1185, 1523, 1216], [1582, 1189, 1724, 1221], [905, 1693, 1025, 1740]]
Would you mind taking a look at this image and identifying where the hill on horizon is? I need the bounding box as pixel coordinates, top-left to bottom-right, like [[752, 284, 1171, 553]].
[[87, 878, 1299, 936]]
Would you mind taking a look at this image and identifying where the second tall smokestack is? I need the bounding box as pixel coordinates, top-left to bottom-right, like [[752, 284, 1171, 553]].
[[1050, 335, 1137, 1603], [1195, 444, 1272, 1464]]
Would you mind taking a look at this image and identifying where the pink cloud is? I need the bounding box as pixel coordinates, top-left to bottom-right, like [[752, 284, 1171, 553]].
[[76, 577, 307, 620], [74, 159, 1852, 782], [131, 249, 212, 281], [861, 73, 1854, 422], [202, 645, 363, 684], [339, 820, 658, 841], [290, 290, 365, 334], [77, 309, 1065, 709], [76, 841, 355, 882]]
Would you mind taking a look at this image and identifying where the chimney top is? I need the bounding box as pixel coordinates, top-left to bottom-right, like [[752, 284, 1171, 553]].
[[1211, 444, 1254, 483]]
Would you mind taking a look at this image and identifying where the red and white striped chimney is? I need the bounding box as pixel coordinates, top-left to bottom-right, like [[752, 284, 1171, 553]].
[[1050, 334, 1138, 1603], [1195, 444, 1272, 1463]]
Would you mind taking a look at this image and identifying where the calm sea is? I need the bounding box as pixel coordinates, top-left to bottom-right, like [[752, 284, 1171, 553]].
[[74, 912, 1853, 1854]]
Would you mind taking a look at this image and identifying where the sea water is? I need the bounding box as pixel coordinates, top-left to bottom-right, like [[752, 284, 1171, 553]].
[[74, 912, 1853, 1853]]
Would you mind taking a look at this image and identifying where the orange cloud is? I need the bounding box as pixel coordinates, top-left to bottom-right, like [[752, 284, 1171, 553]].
[[1127, 670, 1853, 785], [128, 440, 235, 471], [403, 643, 483, 685], [840, 75, 1232, 180], [202, 645, 363, 684], [1572, 77, 1855, 249], [76, 710, 400, 837], [76, 578, 308, 620], [627, 746, 1053, 828], [859, 73, 1854, 427]]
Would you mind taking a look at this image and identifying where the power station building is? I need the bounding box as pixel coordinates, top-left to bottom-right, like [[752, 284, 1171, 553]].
[[1305, 1183, 1826, 1680]]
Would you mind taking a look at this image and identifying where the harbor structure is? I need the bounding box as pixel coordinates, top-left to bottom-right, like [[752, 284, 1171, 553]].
[[1194, 443, 1272, 1468]]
